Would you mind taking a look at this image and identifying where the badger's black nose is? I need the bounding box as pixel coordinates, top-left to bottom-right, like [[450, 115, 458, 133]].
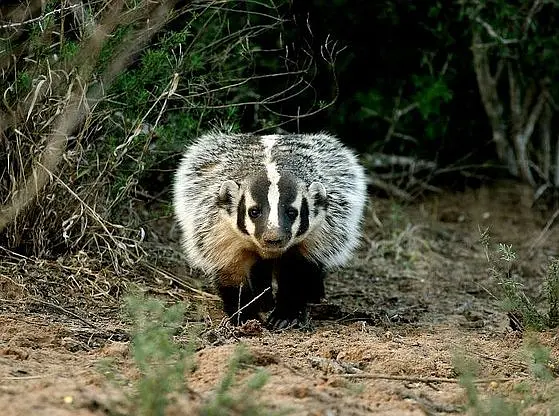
[[261, 228, 288, 248], [263, 237, 285, 246]]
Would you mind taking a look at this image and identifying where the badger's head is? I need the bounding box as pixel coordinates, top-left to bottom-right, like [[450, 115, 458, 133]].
[[217, 171, 327, 257]]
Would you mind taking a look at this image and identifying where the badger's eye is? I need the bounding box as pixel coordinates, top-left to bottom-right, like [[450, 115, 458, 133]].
[[286, 207, 298, 220], [248, 206, 261, 219]]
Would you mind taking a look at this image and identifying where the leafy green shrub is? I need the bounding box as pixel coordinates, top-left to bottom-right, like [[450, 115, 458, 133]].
[[125, 293, 191, 416], [199, 344, 279, 416], [111, 291, 279, 416], [479, 227, 559, 331], [454, 338, 558, 415]]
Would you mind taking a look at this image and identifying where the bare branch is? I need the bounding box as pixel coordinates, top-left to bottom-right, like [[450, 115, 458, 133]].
[[367, 176, 413, 202], [362, 153, 436, 171], [471, 32, 510, 169], [521, 0, 544, 39], [508, 67, 547, 187], [555, 134, 559, 186], [475, 17, 519, 45], [539, 101, 552, 179], [521, 81, 537, 126], [522, 89, 547, 142], [508, 62, 522, 135]]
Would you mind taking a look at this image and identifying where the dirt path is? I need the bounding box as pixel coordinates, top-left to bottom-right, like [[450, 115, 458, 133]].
[[1, 180, 558, 415]]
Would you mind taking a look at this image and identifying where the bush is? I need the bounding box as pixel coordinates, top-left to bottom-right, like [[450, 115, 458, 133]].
[[0, 0, 325, 268]]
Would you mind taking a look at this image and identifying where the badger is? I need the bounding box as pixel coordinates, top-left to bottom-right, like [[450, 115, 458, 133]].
[[173, 132, 368, 329]]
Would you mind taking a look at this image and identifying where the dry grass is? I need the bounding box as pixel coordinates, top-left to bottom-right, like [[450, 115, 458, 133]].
[[0, 0, 177, 261], [0, 0, 337, 285]]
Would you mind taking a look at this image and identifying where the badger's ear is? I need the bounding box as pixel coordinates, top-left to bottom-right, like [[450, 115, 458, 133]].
[[218, 180, 239, 206], [308, 181, 327, 208]]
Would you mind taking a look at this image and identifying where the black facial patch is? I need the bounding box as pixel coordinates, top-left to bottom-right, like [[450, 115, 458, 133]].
[[278, 175, 297, 205], [296, 197, 309, 237], [277, 174, 298, 239], [237, 194, 249, 235], [249, 173, 271, 239]]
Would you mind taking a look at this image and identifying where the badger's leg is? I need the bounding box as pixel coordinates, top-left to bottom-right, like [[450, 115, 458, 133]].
[[248, 259, 275, 312], [217, 283, 261, 325], [216, 260, 274, 325], [266, 251, 325, 330]]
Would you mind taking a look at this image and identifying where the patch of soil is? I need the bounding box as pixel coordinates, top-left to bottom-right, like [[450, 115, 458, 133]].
[[1, 180, 559, 415]]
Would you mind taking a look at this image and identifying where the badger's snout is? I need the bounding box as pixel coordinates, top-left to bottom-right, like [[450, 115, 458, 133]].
[[260, 227, 290, 249]]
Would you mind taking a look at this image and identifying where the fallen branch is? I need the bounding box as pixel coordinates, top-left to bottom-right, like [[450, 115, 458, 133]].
[[367, 176, 413, 202], [362, 153, 436, 171], [222, 286, 272, 327]]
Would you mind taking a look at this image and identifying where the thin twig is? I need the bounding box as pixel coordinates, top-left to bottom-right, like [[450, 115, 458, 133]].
[[0, 298, 99, 329], [0, 4, 81, 29], [1, 369, 91, 381], [340, 373, 523, 384], [220, 286, 272, 327], [142, 263, 220, 301], [1, 375, 50, 381], [529, 208, 559, 256]]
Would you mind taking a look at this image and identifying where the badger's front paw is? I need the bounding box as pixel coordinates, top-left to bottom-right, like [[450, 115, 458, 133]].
[[266, 306, 310, 330]]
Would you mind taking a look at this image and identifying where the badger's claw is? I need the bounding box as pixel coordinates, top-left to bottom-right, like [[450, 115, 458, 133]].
[[266, 307, 310, 330], [267, 316, 300, 330]]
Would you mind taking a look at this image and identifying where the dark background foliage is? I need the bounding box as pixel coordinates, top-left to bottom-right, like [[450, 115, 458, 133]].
[[1, 0, 559, 259], [254, 1, 492, 163]]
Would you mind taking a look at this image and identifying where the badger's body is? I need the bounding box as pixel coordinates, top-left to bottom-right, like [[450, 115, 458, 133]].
[[173, 132, 367, 329]]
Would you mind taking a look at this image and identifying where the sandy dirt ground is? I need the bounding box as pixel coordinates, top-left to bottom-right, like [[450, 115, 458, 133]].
[[1, 180, 559, 415]]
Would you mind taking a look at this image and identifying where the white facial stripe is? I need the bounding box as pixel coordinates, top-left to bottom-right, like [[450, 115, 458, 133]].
[[290, 186, 303, 237], [244, 192, 257, 236], [262, 136, 280, 228]]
